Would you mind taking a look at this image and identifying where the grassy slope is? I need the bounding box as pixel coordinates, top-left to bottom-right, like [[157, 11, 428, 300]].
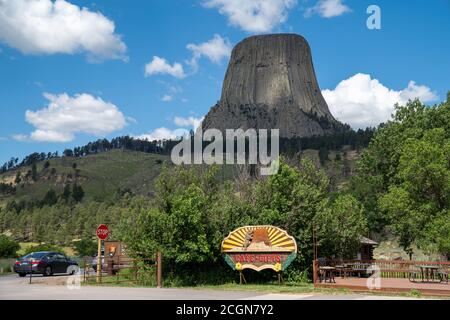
[[0, 147, 362, 206], [0, 150, 171, 204]]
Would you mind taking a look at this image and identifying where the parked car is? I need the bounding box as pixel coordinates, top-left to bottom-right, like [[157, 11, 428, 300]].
[[91, 252, 106, 272], [14, 251, 79, 277]]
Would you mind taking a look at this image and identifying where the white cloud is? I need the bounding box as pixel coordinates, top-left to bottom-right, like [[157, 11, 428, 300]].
[[305, 0, 351, 18], [0, 0, 127, 62], [187, 34, 232, 71], [161, 95, 173, 102], [20, 92, 127, 142], [135, 116, 203, 142], [11, 134, 29, 142], [203, 0, 297, 33], [322, 73, 438, 129], [134, 127, 189, 142], [174, 116, 204, 131], [145, 56, 186, 79]]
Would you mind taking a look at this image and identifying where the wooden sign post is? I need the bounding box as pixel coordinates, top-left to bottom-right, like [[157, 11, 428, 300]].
[[96, 224, 109, 283]]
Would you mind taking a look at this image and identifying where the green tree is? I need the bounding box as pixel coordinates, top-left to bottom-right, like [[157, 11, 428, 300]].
[[41, 189, 58, 206], [23, 243, 64, 255], [72, 184, 85, 202], [31, 163, 38, 181], [318, 147, 329, 166], [73, 238, 97, 257], [379, 128, 450, 256], [352, 96, 450, 234], [315, 194, 368, 259], [14, 171, 21, 184], [255, 158, 330, 269], [61, 184, 72, 201], [421, 211, 450, 259], [0, 235, 20, 258]]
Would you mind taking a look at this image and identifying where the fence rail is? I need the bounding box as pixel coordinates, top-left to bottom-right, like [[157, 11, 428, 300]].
[[83, 252, 162, 287], [321, 259, 450, 279]]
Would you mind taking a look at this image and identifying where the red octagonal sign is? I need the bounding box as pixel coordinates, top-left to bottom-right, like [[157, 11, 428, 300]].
[[96, 224, 109, 240]]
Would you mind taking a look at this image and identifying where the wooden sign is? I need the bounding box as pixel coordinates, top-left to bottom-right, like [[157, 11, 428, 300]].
[[221, 226, 297, 272]]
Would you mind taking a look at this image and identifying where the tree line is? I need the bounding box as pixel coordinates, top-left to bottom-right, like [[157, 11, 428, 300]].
[[1, 128, 375, 175]]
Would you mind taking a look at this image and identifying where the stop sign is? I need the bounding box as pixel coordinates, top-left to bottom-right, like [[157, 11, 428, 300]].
[[96, 224, 109, 240]]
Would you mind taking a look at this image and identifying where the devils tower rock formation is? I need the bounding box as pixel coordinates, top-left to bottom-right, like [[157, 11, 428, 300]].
[[201, 34, 343, 138]]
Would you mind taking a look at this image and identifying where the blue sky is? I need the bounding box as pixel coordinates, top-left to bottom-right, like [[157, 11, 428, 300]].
[[0, 0, 449, 164]]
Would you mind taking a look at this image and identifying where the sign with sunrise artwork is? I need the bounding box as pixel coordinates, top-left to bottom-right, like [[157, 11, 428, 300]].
[[221, 226, 297, 272]]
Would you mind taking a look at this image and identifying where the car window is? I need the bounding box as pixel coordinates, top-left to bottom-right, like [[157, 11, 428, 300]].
[[55, 254, 66, 261]]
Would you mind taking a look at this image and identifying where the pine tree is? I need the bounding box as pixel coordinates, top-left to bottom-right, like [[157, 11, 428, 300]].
[[14, 171, 21, 184], [72, 184, 85, 202], [61, 184, 71, 201], [31, 164, 38, 181]]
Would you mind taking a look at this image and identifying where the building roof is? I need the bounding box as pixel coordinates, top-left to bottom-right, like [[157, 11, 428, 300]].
[[359, 236, 379, 245]]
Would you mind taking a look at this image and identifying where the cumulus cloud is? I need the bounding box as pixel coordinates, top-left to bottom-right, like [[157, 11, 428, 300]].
[[187, 34, 232, 71], [135, 116, 203, 142], [203, 0, 297, 33], [11, 134, 29, 142], [134, 128, 189, 142], [174, 116, 204, 131], [305, 0, 351, 18], [0, 0, 127, 62], [322, 73, 438, 129], [161, 95, 173, 102], [19, 93, 127, 142], [145, 56, 186, 79]]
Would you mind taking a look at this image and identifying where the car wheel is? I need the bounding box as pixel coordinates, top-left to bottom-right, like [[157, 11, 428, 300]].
[[18, 273, 26, 277], [43, 266, 52, 277], [67, 265, 79, 275]]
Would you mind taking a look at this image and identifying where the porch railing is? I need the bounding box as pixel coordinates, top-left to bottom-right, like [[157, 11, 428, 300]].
[[322, 259, 450, 279]]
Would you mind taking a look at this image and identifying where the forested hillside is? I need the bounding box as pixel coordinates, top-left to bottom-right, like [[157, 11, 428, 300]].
[[1, 96, 449, 275]]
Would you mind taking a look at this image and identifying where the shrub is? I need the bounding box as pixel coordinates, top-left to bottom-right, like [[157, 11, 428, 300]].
[[73, 239, 97, 257], [23, 244, 65, 256], [0, 235, 20, 258]]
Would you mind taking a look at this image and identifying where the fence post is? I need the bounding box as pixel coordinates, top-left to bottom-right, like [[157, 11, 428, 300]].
[[313, 259, 318, 286], [156, 251, 162, 288]]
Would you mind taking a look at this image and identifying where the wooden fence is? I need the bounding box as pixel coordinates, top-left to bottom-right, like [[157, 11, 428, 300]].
[[83, 252, 162, 287], [320, 259, 450, 279]]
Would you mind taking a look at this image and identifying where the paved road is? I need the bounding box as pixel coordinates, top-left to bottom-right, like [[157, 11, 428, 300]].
[[0, 274, 422, 300]]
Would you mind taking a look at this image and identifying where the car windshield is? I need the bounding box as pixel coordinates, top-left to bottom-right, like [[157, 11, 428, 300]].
[[22, 252, 48, 260]]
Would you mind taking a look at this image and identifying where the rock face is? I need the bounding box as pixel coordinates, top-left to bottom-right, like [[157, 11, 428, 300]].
[[201, 34, 342, 138]]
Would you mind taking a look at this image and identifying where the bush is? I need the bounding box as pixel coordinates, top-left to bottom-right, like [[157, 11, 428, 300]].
[[23, 244, 65, 256], [284, 269, 310, 285], [73, 239, 97, 257], [0, 235, 20, 258], [0, 260, 13, 274]]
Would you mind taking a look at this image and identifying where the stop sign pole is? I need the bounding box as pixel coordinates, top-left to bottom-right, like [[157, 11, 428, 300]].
[[96, 224, 109, 283]]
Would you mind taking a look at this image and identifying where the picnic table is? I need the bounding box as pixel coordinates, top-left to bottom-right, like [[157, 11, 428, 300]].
[[418, 265, 439, 282], [319, 266, 336, 283], [335, 264, 353, 278]]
